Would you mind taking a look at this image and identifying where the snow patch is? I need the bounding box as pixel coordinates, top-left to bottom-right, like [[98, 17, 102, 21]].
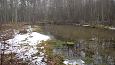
[[63, 59, 85, 65], [108, 27, 115, 30], [0, 32, 50, 65]]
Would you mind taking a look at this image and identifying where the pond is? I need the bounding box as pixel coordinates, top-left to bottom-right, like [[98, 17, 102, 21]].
[[41, 24, 115, 65]]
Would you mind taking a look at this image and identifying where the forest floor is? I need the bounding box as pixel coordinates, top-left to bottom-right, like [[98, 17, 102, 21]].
[[0, 23, 115, 65], [0, 25, 50, 65]]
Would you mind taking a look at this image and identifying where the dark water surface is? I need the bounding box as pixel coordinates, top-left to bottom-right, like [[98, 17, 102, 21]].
[[42, 25, 115, 65]]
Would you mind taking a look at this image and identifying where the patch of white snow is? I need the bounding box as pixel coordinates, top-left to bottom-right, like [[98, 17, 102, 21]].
[[1, 31, 50, 65]]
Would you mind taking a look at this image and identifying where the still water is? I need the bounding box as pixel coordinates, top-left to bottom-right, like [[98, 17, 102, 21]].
[[42, 24, 115, 65]]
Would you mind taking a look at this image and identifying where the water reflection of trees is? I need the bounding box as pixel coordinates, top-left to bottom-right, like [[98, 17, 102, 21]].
[[53, 38, 115, 65]]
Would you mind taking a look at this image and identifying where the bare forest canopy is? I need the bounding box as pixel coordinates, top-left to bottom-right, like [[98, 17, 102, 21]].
[[0, 0, 115, 25]]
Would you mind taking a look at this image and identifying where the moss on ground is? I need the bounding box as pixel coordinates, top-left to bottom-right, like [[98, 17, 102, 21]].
[[39, 40, 65, 65]]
